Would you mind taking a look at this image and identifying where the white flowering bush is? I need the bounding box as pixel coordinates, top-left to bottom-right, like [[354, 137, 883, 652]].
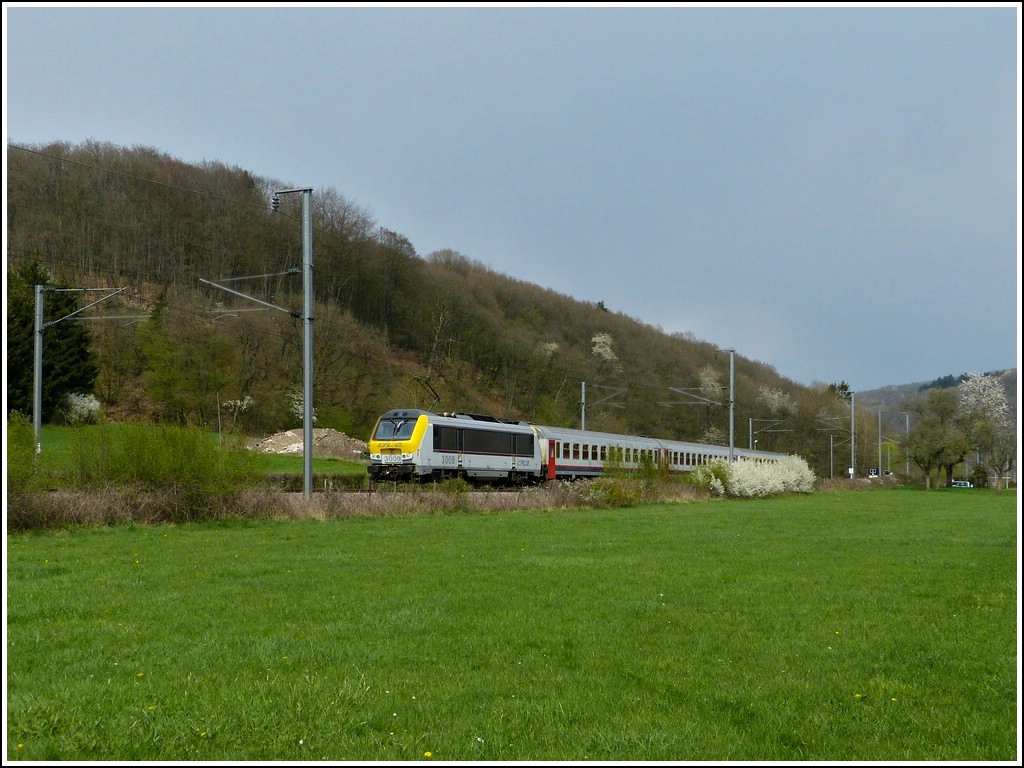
[[537, 341, 559, 359], [690, 456, 816, 498], [756, 384, 797, 416], [689, 460, 730, 497], [697, 364, 722, 398], [591, 332, 619, 365], [58, 392, 102, 426], [286, 385, 317, 426], [727, 455, 816, 497], [222, 395, 254, 415]]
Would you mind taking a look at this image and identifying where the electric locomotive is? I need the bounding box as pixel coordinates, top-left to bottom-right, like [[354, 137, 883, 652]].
[[367, 409, 542, 483]]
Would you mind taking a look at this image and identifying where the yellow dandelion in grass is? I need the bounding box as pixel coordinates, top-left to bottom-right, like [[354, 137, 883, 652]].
[[424, 752, 432, 758], [854, 693, 863, 699]]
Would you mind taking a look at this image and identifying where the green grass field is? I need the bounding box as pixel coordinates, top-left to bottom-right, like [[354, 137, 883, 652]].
[[5, 489, 1018, 761]]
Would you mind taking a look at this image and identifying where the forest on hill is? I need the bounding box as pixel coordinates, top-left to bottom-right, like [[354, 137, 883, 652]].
[[5, 141, 1015, 480]]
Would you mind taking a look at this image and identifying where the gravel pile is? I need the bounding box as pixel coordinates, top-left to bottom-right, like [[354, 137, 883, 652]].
[[250, 428, 368, 460]]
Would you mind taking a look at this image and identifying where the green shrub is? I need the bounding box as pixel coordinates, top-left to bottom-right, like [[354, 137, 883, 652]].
[[437, 476, 472, 495], [5, 411, 39, 494], [68, 422, 262, 492]]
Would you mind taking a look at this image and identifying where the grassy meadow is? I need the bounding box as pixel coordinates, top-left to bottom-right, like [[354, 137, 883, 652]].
[[5, 488, 1019, 761]]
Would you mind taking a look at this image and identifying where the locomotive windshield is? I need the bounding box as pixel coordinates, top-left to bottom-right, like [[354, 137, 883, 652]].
[[374, 418, 416, 440]]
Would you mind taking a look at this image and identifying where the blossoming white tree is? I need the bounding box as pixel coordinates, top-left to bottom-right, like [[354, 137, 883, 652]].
[[958, 372, 1015, 489], [757, 385, 797, 417], [590, 332, 618, 366]]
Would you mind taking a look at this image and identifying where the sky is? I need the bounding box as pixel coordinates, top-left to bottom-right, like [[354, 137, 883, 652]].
[[4, 3, 1021, 392]]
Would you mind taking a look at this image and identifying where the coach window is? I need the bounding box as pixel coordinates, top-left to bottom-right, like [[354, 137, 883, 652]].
[[600, 446, 607, 461], [572, 443, 580, 460], [582, 444, 590, 460], [434, 426, 459, 451]]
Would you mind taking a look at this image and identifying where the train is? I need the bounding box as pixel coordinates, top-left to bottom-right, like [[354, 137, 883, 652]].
[[367, 408, 788, 484]]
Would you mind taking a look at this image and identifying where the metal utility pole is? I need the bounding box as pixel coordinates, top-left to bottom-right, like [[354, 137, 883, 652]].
[[878, 409, 884, 477], [299, 189, 314, 501], [581, 380, 585, 431], [201, 187, 314, 499], [850, 391, 856, 479], [717, 348, 735, 463], [899, 411, 910, 477], [33, 285, 131, 454]]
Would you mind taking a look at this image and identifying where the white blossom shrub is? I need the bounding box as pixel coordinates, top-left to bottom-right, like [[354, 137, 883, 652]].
[[286, 385, 317, 426], [757, 385, 798, 416], [222, 395, 254, 415], [727, 455, 816, 497], [697, 364, 722, 398], [58, 392, 102, 425], [689, 460, 730, 496], [690, 456, 816, 498], [537, 341, 560, 360], [700, 425, 727, 445], [591, 332, 619, 365]]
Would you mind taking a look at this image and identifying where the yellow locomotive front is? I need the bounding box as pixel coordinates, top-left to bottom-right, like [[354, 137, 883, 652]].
[[367, 409, 431, 481]]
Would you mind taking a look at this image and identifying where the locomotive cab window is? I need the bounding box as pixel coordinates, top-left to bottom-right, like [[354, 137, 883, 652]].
[[375, 418, 416, 440]]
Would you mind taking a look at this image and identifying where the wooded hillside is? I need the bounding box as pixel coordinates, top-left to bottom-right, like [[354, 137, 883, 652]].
[[6, 141, 1013, 479]]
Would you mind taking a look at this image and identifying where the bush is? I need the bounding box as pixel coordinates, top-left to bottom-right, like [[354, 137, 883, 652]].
[[57, 392, 102, 425], [5, 411, 39, 494], [727, 455, 816, 497], [68, 422, 263, 492], [687, 455, 816, 498], [687, 460, 731, 496], [554, 477, 648, 509]]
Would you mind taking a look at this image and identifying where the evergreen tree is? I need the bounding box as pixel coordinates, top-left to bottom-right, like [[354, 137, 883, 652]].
[[6, 261, 99, 422]]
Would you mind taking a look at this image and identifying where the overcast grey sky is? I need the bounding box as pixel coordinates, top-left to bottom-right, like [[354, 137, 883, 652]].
[[4, 3, 1020, 391]]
